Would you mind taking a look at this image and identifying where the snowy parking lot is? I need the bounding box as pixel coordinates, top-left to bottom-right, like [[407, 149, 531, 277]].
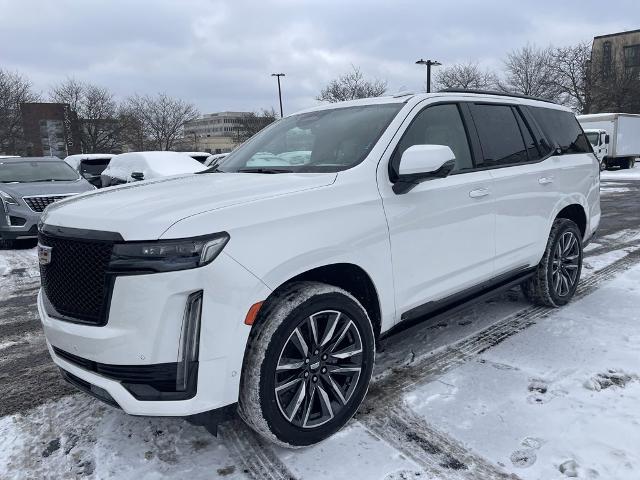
[[1, 168, 640, 480]]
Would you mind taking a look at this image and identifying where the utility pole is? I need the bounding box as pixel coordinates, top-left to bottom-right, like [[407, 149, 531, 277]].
[[271, 73, 285, 118], [415, 59, 442, 93]]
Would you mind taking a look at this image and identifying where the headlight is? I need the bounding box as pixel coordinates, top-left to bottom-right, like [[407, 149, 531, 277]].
[[109, 233, 229, 273], [0, 190, 19, 206]]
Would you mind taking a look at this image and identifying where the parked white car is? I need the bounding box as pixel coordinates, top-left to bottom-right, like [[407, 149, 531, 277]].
[[100, 151, 206, 187], [64, 153, 115, 187], [37, 91, 600, 447]]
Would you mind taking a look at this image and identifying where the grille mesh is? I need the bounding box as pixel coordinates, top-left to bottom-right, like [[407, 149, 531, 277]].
[[39, 233, 114, 324], [23, 195, 70, 212]]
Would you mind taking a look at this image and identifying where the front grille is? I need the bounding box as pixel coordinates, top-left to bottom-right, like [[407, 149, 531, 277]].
[[39, 233, 114, 324], [23, 195, 72, 213]]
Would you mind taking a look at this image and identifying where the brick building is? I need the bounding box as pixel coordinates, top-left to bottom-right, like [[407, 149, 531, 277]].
[[20, 103, 82, 157]]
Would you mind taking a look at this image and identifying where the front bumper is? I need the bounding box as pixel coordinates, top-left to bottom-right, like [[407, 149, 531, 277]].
[[0, 202, 41, 240], [38, 251, 271, 416]]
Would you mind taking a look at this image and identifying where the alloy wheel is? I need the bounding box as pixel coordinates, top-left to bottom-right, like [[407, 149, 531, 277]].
[[551, 231, 580, 297], [274, 310, 363, 429]]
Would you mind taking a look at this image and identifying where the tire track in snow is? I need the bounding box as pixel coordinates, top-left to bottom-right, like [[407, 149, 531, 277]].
[[357, 242, 640, 479], [360, 403, 518, 480], [219, 418, 297, 480]]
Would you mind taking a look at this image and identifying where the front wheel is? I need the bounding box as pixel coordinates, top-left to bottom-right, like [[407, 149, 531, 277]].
[[239, 281, 375, 447], [522, 218, 583, 307]]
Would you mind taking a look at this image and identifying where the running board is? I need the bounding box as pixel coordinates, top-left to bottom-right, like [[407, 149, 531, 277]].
[[385, 267, 536, 338]]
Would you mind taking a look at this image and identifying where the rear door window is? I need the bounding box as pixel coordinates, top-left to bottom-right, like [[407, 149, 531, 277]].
[[528, 107, 592, 154], [469, 104, 528, 167], [513, 108, 542, 162]]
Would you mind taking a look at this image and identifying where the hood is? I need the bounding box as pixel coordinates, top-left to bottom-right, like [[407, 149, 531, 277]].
[[42, 172, 336, 240], [0, 179, 94, 199]]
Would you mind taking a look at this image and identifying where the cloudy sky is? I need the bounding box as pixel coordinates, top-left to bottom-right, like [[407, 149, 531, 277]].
[[1, 0, 638, 115]]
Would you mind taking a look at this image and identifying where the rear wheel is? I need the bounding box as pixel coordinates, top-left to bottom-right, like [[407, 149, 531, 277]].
[[239, 281, 375, 447], [522, 218, 583, 307], [621, 157, 633, 169]]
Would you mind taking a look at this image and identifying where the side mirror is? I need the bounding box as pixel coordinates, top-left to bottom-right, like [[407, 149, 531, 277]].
[[604, 134, 610, 145], [131, 171, 144, 181], [393, 145, 456, 194]]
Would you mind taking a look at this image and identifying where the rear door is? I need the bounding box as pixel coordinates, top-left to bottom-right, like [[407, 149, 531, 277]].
[[467, 102, 555, 274]]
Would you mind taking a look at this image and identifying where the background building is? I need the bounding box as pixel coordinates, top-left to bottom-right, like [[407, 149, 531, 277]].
[[184, 111, 251, 153], [20, 103, 81, 157], [590, 29, 640, 113]]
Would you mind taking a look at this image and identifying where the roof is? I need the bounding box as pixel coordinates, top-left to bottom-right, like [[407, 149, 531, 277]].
[[594, 29, 640, 40], [0, 156, 64, 163], [577, 113, 640, 121], [64, 154, 115, 161], [292, 90, 567, 117]]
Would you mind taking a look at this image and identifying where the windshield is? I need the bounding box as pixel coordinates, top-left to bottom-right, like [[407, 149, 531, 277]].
[[217, 103, 403, 173], [80, 159, 110, 176], [585, 131, 600, 146], [0, 160, 80, 183]]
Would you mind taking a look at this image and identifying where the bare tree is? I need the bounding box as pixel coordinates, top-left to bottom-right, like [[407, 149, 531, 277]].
[[50, 78, 122, 153], [435, 62, 498, 91], [317, 66, 387, 102], [124, 93, 199, 151], [0, 69, 40, 155], [499, 45, 561, 101], [234, 108, 277, 143], [549, 42, 592, 113]]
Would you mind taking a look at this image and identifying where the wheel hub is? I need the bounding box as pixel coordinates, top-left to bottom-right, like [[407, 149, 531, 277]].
[[551, 231, 580, 297], [274, 310, 364, 429]]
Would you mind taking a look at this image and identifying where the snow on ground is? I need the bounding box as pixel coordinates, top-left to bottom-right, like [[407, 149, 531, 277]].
[[0, 244, 37, 278], [407, 263, 640, 480], [0, 395, 420, 480], [600, 184, 631, 194], [581, 244, 640, 279], [0, 243, 38, 300], [600, 164, 640, 181]]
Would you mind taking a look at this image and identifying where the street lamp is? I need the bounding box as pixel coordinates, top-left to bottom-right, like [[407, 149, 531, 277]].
[[415, 59, 441, 93], [271, 73, 285, 118]]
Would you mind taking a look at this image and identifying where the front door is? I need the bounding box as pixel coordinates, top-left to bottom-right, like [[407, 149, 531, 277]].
[[378, 102, 495, 321]]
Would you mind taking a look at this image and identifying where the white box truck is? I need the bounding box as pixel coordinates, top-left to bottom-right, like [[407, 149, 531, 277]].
[[577, 113, 640, 170]]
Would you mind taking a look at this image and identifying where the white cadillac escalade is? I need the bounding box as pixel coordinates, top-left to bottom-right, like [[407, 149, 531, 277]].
[[37, 91, 600, 447]]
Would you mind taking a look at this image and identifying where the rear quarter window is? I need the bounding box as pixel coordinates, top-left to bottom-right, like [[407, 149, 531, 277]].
[[529, 107, 592, 154]]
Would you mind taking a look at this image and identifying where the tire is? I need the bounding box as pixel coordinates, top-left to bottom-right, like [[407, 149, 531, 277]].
[[521, 218, 583, 307], [599, 159, 606, 172], [621, 158, 632, 170], [238, 281, 375, 447]]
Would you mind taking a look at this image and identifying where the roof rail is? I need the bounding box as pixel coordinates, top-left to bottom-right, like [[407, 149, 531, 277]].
[[438, 88, 557, 104]]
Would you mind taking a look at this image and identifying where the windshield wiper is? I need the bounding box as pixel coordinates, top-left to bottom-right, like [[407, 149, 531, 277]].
[[237, 168, 293, 174], [197, 166, 224, 174]]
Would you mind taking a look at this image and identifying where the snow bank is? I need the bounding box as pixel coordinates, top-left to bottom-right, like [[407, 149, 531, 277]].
[[601, 164, 640, 181]]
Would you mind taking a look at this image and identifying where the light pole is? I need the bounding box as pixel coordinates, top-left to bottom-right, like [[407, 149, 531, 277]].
[[415, 59, 441, 93], [271, 73, 285, 118]]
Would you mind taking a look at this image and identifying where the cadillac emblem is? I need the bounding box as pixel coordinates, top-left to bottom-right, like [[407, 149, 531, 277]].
[[38, 244, 53, 266]]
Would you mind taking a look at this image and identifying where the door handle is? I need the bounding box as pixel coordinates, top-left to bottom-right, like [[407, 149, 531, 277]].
[[469, 188, 490, 198], [538, 176, 554, 185]]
